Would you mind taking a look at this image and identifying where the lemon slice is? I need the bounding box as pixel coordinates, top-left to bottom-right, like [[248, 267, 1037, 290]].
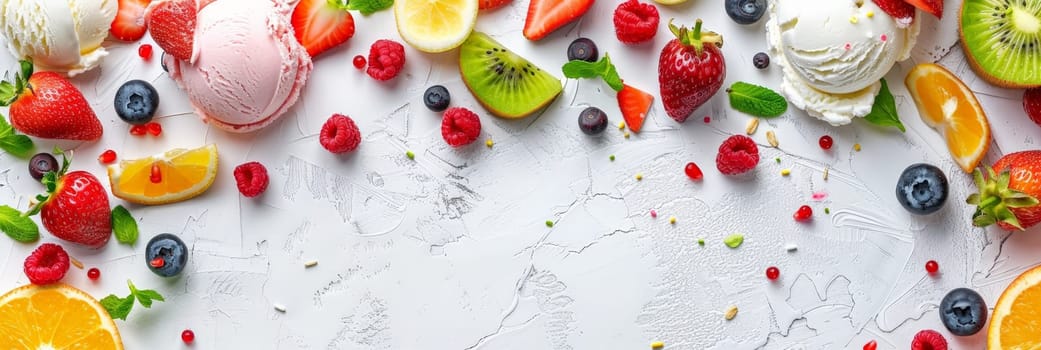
[[108, 144, 219, 205], [394, 0, 478, 53], [0, 284, 123, 349], [653, 0, 688, 4]]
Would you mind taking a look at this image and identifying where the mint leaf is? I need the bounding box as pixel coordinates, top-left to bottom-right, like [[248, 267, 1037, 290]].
[[345, 0, 393, 15], [111, 205, 138, 245], [100, 294, 135, 321], [723, 233, 744, 248], [0, 205, 38, 242], [862, 79, 906, 132], [562, 54, 623, 92], [0, 117, 32, 158], [727, 82, 787, 118], [136, 289, 165, 306]]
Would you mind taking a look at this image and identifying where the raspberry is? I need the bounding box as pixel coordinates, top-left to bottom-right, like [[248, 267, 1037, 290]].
[[910, 330, 947, 350], [614, 0, 660, 44], [716, 135, 759, 175], [366, 40, 405, 81], [320, 114, 362, 154], [441, 107, 482, 147], [234, 162, 269, 198], [23, 243, 70, 285]]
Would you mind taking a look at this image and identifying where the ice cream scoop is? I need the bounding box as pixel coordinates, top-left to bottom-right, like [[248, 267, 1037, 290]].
[[766, 0, 919, 125], [156, 0, 312, 133], [0, 0, 117, 76]]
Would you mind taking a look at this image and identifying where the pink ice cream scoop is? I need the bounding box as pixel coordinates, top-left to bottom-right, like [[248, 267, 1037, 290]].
[[154, 0, 312, 133]]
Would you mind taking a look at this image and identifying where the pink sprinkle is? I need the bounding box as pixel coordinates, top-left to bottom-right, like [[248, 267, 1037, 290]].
[[812, 191, 828, 201], [844, 43, 851, 50], [650, 210, 658, 218], [703, 116, 711, 124], [880, 34, 888, 42]]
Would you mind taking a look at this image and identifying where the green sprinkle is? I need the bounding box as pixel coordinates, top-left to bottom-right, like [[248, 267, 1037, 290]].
[[724, 234, 745, 248], [406, 151, 415, 159], [698, 238, 705, 246], [545, 220, 554, 228], [824, 207, 831, 214], [610, 155, 616, 161], [775, 157, 781, 163]]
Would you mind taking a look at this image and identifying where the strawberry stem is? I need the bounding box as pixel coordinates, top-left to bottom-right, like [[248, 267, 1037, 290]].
[[968, 167, 1040, 230], [668, 19, 723, 56]]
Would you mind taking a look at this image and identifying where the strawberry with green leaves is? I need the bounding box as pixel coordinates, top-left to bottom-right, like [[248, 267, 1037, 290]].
[[24, 150, 112, 248], [968, 151, 1041, 231], [658, 19, 726, 123], [562, 54, 654, 133], [0, 60, 103, 141]]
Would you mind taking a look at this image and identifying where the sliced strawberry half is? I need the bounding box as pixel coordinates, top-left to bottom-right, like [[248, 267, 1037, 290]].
[[146, 0, 196, 61], [291, 0, 356, 58], [618, 84, 653, 133], [110, 0, 150, 41], [872, 0, 916, 27], [480, 0, 512, 10], [905, 0, 942, 19], [523, 0, 595, 41]]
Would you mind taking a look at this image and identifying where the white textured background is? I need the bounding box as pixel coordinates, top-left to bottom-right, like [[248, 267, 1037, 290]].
[[1, 0, 1039, 349]]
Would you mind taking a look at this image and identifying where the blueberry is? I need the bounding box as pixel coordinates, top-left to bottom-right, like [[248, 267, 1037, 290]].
[[725, 0, 767, 25], [28, 153, 57, 181], [896, 163, 949, 215], [145, 233, 188, 277], [424, 85, 451, 112], [114, 80, 159, 125], [753, 52, 770, 69], [567, 38, 599, 62], [939, 288, 987, 336], [578, 107, 608, 135]]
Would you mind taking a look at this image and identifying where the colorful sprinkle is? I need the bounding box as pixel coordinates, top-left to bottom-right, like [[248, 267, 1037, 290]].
[[785, 244, 798, 252], [624, 132, 631, 139], [926, 260, 939, 274], [854, 143, 862, 152], [274, 303, 287, 313], [406, 151, 415, 159], [812, 192, 828, 201], [849, 16, 858, 24], [304, 260, 318, 268], [486, 139, 494, 148], [724, 234, 744, 248], [545, 220, 554, 228], [698, 238, 705, 246], [824, 207, 831, 214], [618, 121, 626, 130], [766, 266, 780, 280], [703, 116, 711, 124], [781, 169, 791, 176], [724, 305, 738, 320], [845, 43, 852, 50], [635, 173, 643, 181], [866, 11, 874, 18], [669, 217, 677, 224], [651, 341, 665, 349], [650, 210, 658, 218], [610, 155, 616, 161], [880, 34, 888, 42]]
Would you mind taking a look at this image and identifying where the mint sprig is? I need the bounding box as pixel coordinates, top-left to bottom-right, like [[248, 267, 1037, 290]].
[[101, 280, 165, 321], [862, 79, 905, 132], [111, 205, 138, 245], [343, 0, 393, 15], [0, 116, 32, 158], [727, 82, 787, 118], [562, 54, 623, 92], [0, 205, 38, 242]]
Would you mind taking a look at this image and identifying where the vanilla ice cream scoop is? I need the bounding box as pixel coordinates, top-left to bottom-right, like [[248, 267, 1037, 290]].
[[0, 0, 117, 76], [767, 0, 919, 125]]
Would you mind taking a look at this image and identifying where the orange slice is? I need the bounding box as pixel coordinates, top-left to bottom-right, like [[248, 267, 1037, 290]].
[[905, 63, 991, 173], [108, 144, 219, 205], [0, 284, 123, 349], [989, 264, 1041, 349]]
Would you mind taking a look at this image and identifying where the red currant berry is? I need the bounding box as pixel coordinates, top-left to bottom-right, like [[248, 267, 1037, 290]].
[[766, 266, 780, 280], [130, 125, 147, 136], [863, 340, 877, 350], [87, 267, 100, 280], [181, 329, 195, 344], [353, 55, 367, 69], [926, 260, 939, 274], [819, 135, 833, 150], [98, 150, 117, 164], [146, 122, 162, 136], [703, 116, 711, 124], [793, 205, 812, 221], [138, 44, 153, 60], [684, 162, 703, 180]]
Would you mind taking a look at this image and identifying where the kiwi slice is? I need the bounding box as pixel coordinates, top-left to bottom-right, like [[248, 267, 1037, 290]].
[[960, 0, 1041, 87], [459, 32, 562, 119]]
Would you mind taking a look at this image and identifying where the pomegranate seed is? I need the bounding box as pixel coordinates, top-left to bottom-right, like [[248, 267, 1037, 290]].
[[793, 205, 813, 221], [766, 266, 780, 280], [98, 150, 117, 164], [150, 256, 166, 268], [926, 260, 939, 274], [181, 329, 195, 344], [138, 44, 153, 60], [684, 162, 703, 180], [863, 340, 877, 350], [87, 268, 100, 280], [150, 163, 163, 184], [146, 122, 162, 136], [353, 55, 366, 69], [130, 125, 147, 136], [819, 135, 834, 150], [703, 116, 711, 124]]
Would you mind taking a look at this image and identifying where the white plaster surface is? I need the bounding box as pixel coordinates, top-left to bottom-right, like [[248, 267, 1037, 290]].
[[0, 0, 1037, 349]]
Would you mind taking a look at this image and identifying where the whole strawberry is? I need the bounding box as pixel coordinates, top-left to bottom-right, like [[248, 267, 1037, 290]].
[[1024, 88, 1041, 127], [0, 61, 103, 141], [658, 19, 726, 123], [25, 152, 112, 248], [968, 151, 1041, 231]]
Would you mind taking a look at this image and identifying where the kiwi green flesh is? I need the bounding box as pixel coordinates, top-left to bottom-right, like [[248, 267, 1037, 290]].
[[460, 32, 563, 119], [962, 0, 1041, 87]]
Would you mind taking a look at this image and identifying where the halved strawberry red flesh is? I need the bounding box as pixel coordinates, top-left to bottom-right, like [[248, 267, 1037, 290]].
[[905, 0, 942, 19], [110, 0, 150, 41], [479, 0, 512, 10], [291, 0, 356, 58], [523, 0, 594, 41], [618, 84, 653, 133], [146, 0, 196, 61], [872, 0, 916, 27]]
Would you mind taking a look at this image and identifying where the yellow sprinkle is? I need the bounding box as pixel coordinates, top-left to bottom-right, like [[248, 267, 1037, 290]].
[[618, 121, 626, 130], [849, 16, 859, 24], [70, 257, 84, 270], [854, 143, 862, 152], [725, 305, 739, 320], [781, 169, 791, 176], [486, 139, 494, 148], [635, 173, 643, 181], [669, 217, 677, 224], [624, 132, 631, 139], [304, 260, 318, 268], [866, 11, 875, 18], [824, 167, 830, 181], [651, 341, 665, 349]]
